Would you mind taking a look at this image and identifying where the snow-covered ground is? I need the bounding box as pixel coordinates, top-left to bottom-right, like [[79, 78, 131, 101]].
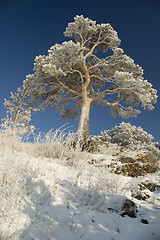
[[0, 134, 160, 240]]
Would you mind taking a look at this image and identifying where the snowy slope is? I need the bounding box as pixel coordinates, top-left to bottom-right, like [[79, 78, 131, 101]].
[[0, 137, 160, 240]]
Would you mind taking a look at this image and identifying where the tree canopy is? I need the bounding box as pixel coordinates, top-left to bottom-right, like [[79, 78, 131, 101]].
[[4, 15, 158, 142]]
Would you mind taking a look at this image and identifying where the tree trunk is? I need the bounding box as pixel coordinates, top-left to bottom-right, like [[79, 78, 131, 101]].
[[76, 62, 92, 148], [77, 98, 91, 146]]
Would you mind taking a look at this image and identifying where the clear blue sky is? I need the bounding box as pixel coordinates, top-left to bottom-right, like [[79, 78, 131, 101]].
[[0, 0, 160, 141]]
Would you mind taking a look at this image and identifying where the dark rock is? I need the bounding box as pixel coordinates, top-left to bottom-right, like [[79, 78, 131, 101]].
[[141, 219, 148, 224], [114, 153, 159, 177], [132, 192, 150, 201], [143, 182, 160, 192], [132, 180, 160, 201], [107, 207, 116, 212], [121, 199, 137, 218], [81, 136, 109, 153], [120, 156, 135, 163], [155, 185, 160, 191]]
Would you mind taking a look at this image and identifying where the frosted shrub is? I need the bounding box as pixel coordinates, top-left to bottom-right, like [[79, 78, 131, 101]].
[[1, 114, 34, 143], [25, 126, 75, 160], [0, 156, 35, 239], [0, 129, 23, 154], [101, 122, 159, 156], [71, 169, 128, 214]]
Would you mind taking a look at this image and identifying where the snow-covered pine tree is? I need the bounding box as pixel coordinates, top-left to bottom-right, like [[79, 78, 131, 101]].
[[4, 15, 158, 145]]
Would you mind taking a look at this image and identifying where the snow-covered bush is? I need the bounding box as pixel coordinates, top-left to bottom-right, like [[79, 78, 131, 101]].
[[0, 148, 35, 239], [101, 122, 159, 156], [22, 126, 76, 161], [1, 114, 34, 143], [3, 74, 35, 139], [71, 169, 129, 215]]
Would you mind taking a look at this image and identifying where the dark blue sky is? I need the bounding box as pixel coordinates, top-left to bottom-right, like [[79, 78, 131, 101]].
[[0, 0, 160, 140]]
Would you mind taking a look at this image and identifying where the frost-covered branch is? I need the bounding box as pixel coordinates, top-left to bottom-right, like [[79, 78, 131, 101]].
[[56, 78, 82, 97]]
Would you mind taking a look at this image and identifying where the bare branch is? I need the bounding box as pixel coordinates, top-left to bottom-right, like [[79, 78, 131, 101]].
[[84, 40, 101, 60], [66, 69, 84, 84], [89, 63, 102, 70], [82, 62, 91, 90], [90, 54, 103, 64], [93, 95, 123, 106], [71, 99, 82, 117], [84, 29, 104, 60], [75, 31, 84, 45], [90, 74, 104, 81], [57, 79, 82, 97]]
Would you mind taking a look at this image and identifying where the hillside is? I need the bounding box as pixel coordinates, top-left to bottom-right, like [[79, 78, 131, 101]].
[[0, 131, 160, 240]]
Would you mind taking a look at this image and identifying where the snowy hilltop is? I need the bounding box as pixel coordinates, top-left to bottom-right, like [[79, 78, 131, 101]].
[[0, 126, 160, 240], [1, 13, 159, 240]]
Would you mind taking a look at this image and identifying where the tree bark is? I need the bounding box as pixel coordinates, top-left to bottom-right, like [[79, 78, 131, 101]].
[[76, 61, 92, 147], [77, 97, 92, 145]]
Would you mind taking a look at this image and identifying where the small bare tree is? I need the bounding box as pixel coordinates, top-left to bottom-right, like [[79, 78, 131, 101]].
[[5, 15, 157, 145]]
